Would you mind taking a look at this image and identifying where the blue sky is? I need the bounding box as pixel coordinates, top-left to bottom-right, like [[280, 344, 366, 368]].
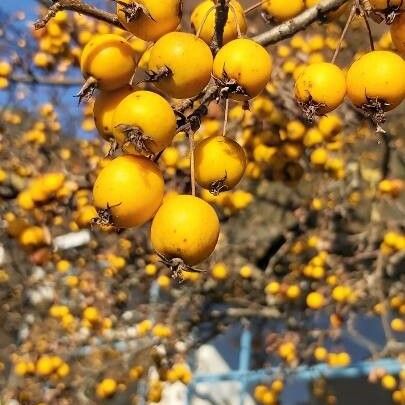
[[2, 0, 37, 18], [0, 0, 95, 138]]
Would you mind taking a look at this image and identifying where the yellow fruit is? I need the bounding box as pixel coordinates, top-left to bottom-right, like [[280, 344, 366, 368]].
[[286, 284, 301, 299], [212, 262, 229, 280], [19, 226, 45, 247], [295, 63, 346, 114], [93, 87, 133, 140], [304, 128, 324, 147], [239, 265, 252, 278], [262, 0, 305, 22], [261, 391, 276, 405], [56, 260, 71, 273], [151, 195, 220, 266], [36, 356, 54, 376], [93, 155, 164, 228], [162, 147, 180, 167], [17, 191, 35, 210], [117, 0, 181, 42], [286, 120, 306, 141], [332, 285, 351, 302], [254, 385, 268, 401], [0, 60, 12, 77], [194, 135, 246, 194], [314, 346, 328, 362], [14, 361, 28, 376], [369, 0, 405, 12], [391, 14, 405, 57], [42, 172, 65, 194], [346, 51, 405, 111], [265, 281, 280, 295], [310, 147, 328, 166], [138, 45, 152, 69], [148, 32, 213, 98], [191, 0, 247, 45], [80, 34, 136, 90], [382, 374, 397, 390], [157, 274, 171, 288], [83, 306, 100, 323], [271, 379, 284, 393], [76, 205, 98, 227], [391, 318, 405, 332], [306, 291, 325, 309], [112, 90, 176, 155], [57, 363, 70, 378], [96, 378, 117, 398], [136, 319, 153, 335], [213, 38, 272, 100], [318, 114, 342, 138]]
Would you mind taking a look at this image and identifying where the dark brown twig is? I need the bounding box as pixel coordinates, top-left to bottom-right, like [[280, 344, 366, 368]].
[[211, 0, 230, 52], [34, 0, 124, 30]]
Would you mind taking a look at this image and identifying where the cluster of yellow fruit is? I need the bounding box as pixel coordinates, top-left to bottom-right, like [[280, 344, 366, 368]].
[[17, 172, 65, 211], [295, 50, 405, 122], [164, 362, 193, 384], [14, 355, 69, 379], [135, 319, 173, 339], [253, 379, 284, 405], [73, 0, 275, 274], [33, 10, 70, 68], [81, 305, 113, 330]]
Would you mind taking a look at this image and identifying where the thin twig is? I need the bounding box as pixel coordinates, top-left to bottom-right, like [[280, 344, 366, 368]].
[[222, 98, 229, 136], [379, 132, 392, 179], [331, 4, 356, 64], [189, 132, 196, 196], [357, 0, 375, 51], [244, 0, 265, 15], [346, 313, 380, 356], [253, 0, 350, 46]]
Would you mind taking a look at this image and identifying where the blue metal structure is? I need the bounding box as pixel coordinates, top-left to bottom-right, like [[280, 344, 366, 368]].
[[186, 327, 402, 405]]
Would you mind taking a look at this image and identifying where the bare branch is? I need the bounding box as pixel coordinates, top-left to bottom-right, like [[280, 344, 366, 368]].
[[253, 0, 350, 46], [34, 0, 124, 30]]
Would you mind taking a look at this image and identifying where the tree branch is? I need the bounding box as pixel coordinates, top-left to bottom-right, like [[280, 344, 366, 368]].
[[253, 0, 350, 46], [211, 0, 230, 52], [34, 0, 124, 30]]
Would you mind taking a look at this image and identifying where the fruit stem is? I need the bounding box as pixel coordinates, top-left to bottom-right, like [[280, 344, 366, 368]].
[[331, 4, 356, 64], [244, 0, 267, 15], [196, 6, 217, 39], [357, 0, 375, 51], [189, 132, 196, 196], [229, 3, 242, 37], [222, 98, 229, 136]]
